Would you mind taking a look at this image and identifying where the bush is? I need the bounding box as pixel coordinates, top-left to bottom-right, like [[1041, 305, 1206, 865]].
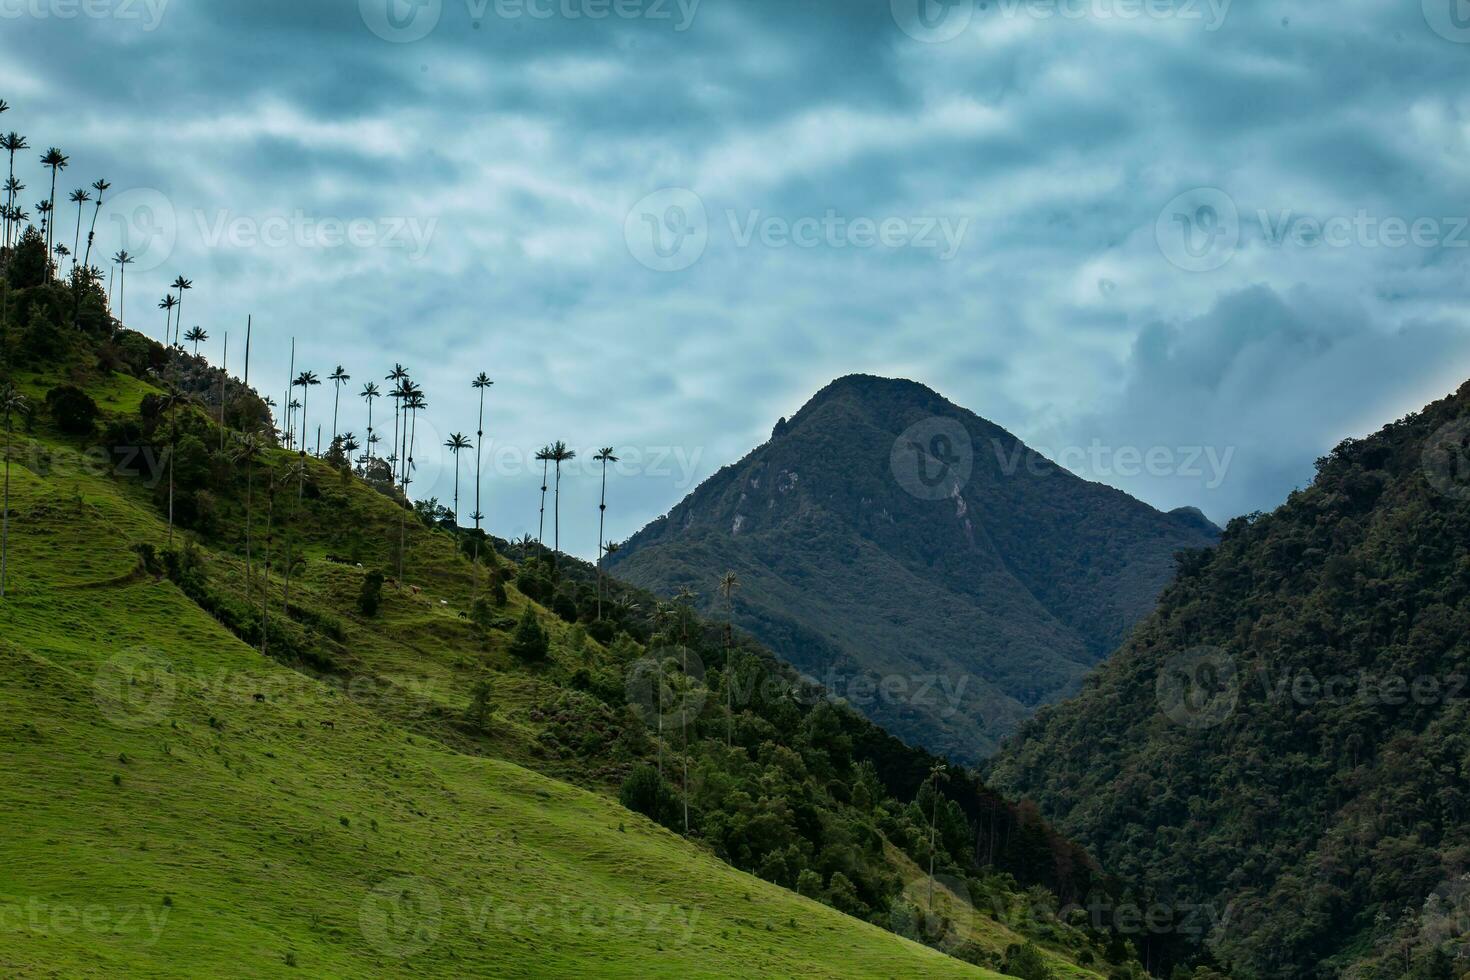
[[465, 678, 495, 731], [508, 606, 549, 661], [44, 384, 99, 436], [797, 868, 824, 900], [1003, 942, 1052, 980], [358, 570, 385, 617], [618, 765, 679, 830]]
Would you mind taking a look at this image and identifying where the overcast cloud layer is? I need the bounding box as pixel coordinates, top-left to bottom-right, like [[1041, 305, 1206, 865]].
[[3, 0, 1468, 555]]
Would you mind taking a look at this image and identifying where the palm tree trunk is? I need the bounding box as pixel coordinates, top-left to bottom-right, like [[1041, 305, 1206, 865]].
[[46, 167, 57, 257], [474, 387, 485, 577], [72, 204, 83, 270], [725, 600, 733, 748], [331, 384, 340, 449], [597, 460, 608, 619], [391, 399, 400, 485], [553, 460, 562, 564], [261, 476, 274, 658], [167, 412, 176, 547], [218, 334, 228, 451], [244, 461, 253, 592], [537, 458, 548, 549], [1, 412, 11, 600]]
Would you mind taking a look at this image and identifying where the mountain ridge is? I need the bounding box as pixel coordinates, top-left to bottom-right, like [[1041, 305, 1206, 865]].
[[610, 373, 1218, 761]]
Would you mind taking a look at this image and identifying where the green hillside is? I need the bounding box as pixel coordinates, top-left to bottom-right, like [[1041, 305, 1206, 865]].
[[0, 251, 1143, 976], [988, 379, 1470, 978], [608, 374, 1218, 762]]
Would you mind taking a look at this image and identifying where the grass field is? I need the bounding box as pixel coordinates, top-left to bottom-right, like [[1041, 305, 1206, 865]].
[[0, 378, 1000, 977]]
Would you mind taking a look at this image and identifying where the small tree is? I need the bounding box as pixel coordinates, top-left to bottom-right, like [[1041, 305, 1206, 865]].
[[618, 765, 678, 830], [44, 384, 98, 435], [1002, 942, 1052, 980], [508, 605, 549, 661], [465, 677, 495, 731], [357, 570, 385, 617]]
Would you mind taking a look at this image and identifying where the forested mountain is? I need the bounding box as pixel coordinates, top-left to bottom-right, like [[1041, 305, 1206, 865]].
[[609, 375, 1218, 762], [987, 380, 1470, 978]]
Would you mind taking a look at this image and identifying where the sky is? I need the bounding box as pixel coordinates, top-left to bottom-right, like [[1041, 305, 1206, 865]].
[[3, 0, 1469, 557]]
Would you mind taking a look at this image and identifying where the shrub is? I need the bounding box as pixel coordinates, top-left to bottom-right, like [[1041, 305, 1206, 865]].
[[44, 384, 99, 436], [357, 570, 385, 617], [1002, 942, 1052, 980], [509, 606, 549, 661], [618, 765, 679, 830], [466, 678, 495, 731], [797, 869, 824, 900]]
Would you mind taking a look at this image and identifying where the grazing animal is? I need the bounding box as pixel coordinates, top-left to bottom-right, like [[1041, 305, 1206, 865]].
[[320, 720, 335, 730], [253, 693, 267, 703], [458, 611, 469, 620], [410, 585, 422, 596]]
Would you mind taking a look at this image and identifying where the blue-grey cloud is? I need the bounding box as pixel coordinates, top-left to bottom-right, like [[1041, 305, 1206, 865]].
[[1, 0, 1467, 556]]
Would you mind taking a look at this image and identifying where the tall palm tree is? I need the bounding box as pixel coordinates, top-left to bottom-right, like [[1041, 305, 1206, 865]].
[[446, 433, 471, 531], [549, 441, 576, 565], [534, 446, 552, 549], [231, 431, 265, 595], [280, 459, 307, 623], [719, 570, 740, 746], [926, 762, 948, 905], [112, 251, 133, 324], [0, 132, 26, 248], [292, 371, 320, 457], [52, 244, 69, 274], [360, 382, 380, 461], [158, 295, 178, 345], [67, 188, 89, 266], [594, 447, 619, 619], [260, 466, 277, 657], [385, 364, 408, 483], [673, 586, 698, 833], [81, 178, 108, 273], [397, 388, 427, 587], [328, 366, 350, 448], [1, 385, 27, 599], [39, 148, 67, 258], [170, 277, 193, 347], [184, 326, 208, 356], [159, 385, 190, 547], [34, 200, 51, 249], [471, 372, 493, 567]]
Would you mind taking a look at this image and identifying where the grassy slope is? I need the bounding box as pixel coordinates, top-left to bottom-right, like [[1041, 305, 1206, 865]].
[[0, 378, 997, 977]]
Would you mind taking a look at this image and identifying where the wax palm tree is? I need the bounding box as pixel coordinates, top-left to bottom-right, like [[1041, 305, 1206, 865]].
[[231, 431, 266, 594], [279, 458, 307, 622], [340, 433, 360, 459], [673, 586, 699, 833], [926, 762, 948, 905], [52, 243, 68, 274], [34, 200, 50, 250], [0, 132, 25, 248], [81, 178, 108, 273], [39, 148, 67, 257], [111, 251, 133, 323], [328, 365, 350, 448], [719, 570, 740, 746], [471, 372, 493, 567], [534, 446, 552, 548], [184, 326, 208, 356], [170, 277, 192, 347], [549, 441, 576, 566], [292, 371, 320, 457], [594, 447, 619, 619], [446, 432, 471, 531], [284, 399, 301, 449], [360, 382, 380, 461], [159, 385, 190, 547], [397, 388, 427, 586], [67, 187, 89, 266], [385, 364, 408, 482], [158, 295, 177, 344], [1, 385, 27, 599]]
